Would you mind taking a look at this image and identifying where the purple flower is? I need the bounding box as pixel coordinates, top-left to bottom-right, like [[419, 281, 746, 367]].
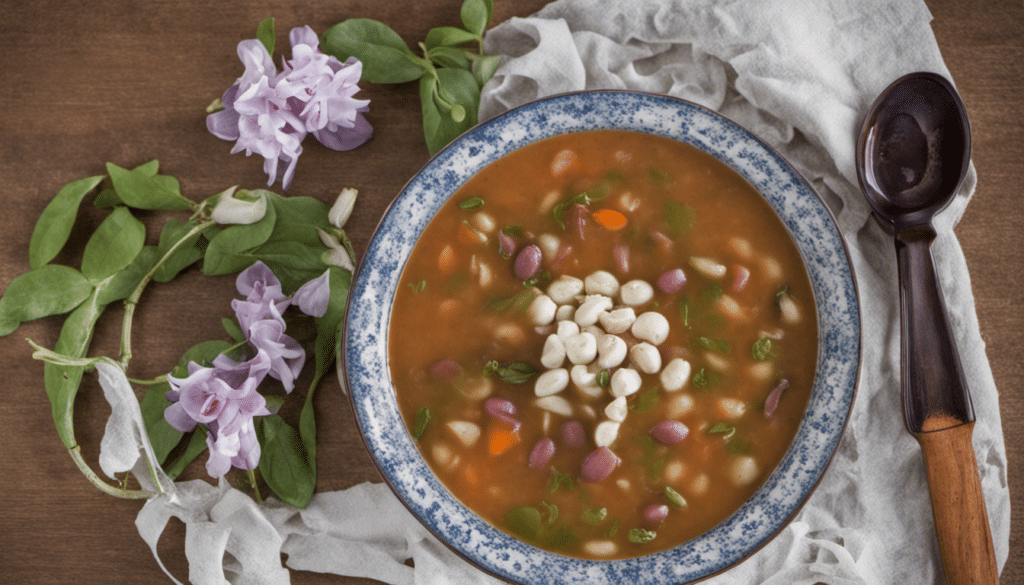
[[206, 420, 261, 477], [291, 269, 331, 317], [231, 261, 290, 332], [247, 318, 305, 393], [206, 28, 372, 189]]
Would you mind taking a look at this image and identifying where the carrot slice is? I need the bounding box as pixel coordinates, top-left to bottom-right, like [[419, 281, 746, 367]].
[[486, 421, 521, 456], [457, 222, 486, 246], [592, 208, 628, 230]]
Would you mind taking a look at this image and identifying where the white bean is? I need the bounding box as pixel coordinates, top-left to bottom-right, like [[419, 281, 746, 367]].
[[748, 361, 774, 383], [690, 473, 710, 496], [610, 368, 642, 397], [729, 236, 753, 260], [551, 149, 577, 177], [619, 191, 640, 212], [537, 233, 561, 262], [458, 376, 493, 401], [632, 312, 670, 345], [619, 279, 654, 306], [478, 262, 493, 288], [717, 397, 748, 420], [597, 334, 627, 368], [565, 332, 598, 365], [540, 334, 566, 369], [604, 396, 628, 422], [689, 256, 727, 279], [717, 294, 748, 322], [535, 395, 573, 417], [704, 352, 730, 372], [663, 459, 687, 483], [527, 294, 557, 326], [570, 364, 603, 398], [594, 420, 621, 447], [598, 307, 636, 334], [431, 442, 456, 470], [629, 342, 662, 374], [556, 319, 580, 340], [555, 304, 575, 321], [585, 270, 620, 297], [667, 393, 695, 418], [535, 368, 569, 397], [779, 293, 802, 324], [574, 294, 613, 327], [471, 211, 496, 233], [728, 456, 759, 486], [494, 323, 526, 346], [583, 540, 619, 558], [547, 275, 584, 304], [660, 358, 692, 392], [761, 256, 784, 283], [445, 421, 481, 447]]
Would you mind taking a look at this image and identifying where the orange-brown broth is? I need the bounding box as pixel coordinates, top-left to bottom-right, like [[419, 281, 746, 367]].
[[389, 130, 817, 559]]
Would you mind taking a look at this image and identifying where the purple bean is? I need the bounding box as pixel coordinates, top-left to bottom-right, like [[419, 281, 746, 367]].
[[428, 359, 462, 382], [763, 379, 791, 418], [566, 204, 587, 239], [643, 503, 670, 525], [650, 420, 689, 444], [614, 244, 630, 274], [561, 420, 585, 449], [484, 397, 521, 428], [732, 265, 751, 292], [581, 447, 620, 482], [656, 268, 687, 294], [528, 437, 556, 469], [513, 245, 543, 280], [498, 230, 517, 259]]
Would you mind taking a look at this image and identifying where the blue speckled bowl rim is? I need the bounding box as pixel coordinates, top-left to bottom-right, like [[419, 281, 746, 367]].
[[342, 90, 862, 585]]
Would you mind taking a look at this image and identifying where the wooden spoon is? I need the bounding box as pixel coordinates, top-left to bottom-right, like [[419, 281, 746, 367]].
[[856, 71, 998, 584]]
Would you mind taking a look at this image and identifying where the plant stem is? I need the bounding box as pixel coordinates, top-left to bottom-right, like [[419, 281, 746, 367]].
[[68, 445, 153, 500], [127, 375, 168, 386], [120, 220, 216, 368], [247, 469, 263, 504]]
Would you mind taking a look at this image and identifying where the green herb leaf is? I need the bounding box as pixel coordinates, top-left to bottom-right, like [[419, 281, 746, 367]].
[[257, 414, 316, 508], [408, 280, 427, 293], [581, 507, 607, 527], [152, 218, 205, 282], [429, 46, 472, 70], [105, 162, 193, 211], [549, 467, 575, 494], [485, 289, 537, 313], [664, 486, 688, 509], [140, 382, 184, 464], [606, 518, 620, 538], [539, 501, 559, 525], [486, 362, 537, 384], [664, 201, 696, 238], [696, 337, 730, 354], [596, 369, 610, 388], [707, 422, 736, 440], [81, 206, 146, 281], [752, 337, 777, 361], [222, 317, 245, 343], [320, 19, 426, 84], [0, 265, 93, 337], [460, 0, 493, 36], [425, 26, 480, 49], [679, 296, 691, 328], [628, 528, 657, 544], [163, 430, 208, 479], [504, 506, 542, 541], [691, 367, 711, 389], [552, 192, 590, 229], [629, 386, 660, 413], [94, 246, 159, 305], [28, 175, 104, 269], [471, 53, 501, 88], [420, 67, 480, 155], [523, 271, 551, 289], [44, 289, 104, 447], [459, 197, 484, 210], [256, 17, 275, 56], [413, 407, 431, 440]]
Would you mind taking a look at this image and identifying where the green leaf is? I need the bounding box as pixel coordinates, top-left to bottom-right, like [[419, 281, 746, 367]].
[[483, 361, 537, 384], [413, 407, 431, 440], [581, 507, 607, 527], [247, 240, 326, 294], [258, 414, 316, 508], [707, 422, 736, 440], [94, 246, 159, 305], [664, 486, 688, 509], [539, 501, 559, 525], [420, 67, 480, 155], [264, 194, 332, 247], [202, 200, 278, 275], [696, 337, 730, 354], [151, 219, 206, 282], [44, 289, 104, 447], [312, 266, 352, 387], [0, 265, 93, 336], [552, 192, 591, 229], [664, 201, 696, 238], [504, 507, 542, 541], [257, 17, 275, 56], [460, 0, 492, 36], [94, 161, 160, 209], [679, 296, 691, 328], [752, 337, 777, 361], [627, 528, 657, 544], [471, 53, 501, 88], [105, 162, 193, 211], [429, 46, 472, 70], [222, 317, 245, 343], [80, 206, 146, 281], [629, 386, 660, 413], [28, 175, 105, 269], [425, 26, 479, 49], [549, 467, 575, 494], [141, 383, 184, 464], [171, 340, 234, 378], [320, 19, 426, 84], [164, 430, 208, 479]]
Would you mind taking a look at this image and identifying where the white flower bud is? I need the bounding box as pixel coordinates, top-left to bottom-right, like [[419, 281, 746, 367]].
[[211, 186, 267, 225], [317, 227, 355, 271], [329, 187, 358, 228]]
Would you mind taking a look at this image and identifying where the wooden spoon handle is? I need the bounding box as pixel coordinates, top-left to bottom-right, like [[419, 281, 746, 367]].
[[913, 421, 999, 585]]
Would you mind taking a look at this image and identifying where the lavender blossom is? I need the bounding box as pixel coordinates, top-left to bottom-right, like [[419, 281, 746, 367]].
[[291, 269, 331, 317], [231, 261, 290, 332], [163, 358, 272, 435], [247, 318, 305, 393], [206, 28, 372, 189], [206, 420, 261, 477]]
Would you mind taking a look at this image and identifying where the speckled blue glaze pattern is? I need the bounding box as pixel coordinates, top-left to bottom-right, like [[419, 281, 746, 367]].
[[343, 91, 861, 585]]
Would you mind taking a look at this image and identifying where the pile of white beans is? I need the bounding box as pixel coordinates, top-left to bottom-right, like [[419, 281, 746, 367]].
[[526, 270, 693, 453]]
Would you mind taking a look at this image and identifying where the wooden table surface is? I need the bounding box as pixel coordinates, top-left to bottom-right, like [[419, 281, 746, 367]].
[[0, 0, 1019, 583]]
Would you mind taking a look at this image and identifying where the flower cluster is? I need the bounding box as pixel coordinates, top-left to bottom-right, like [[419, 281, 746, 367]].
[[164, 261, 330, 477], [207, 26, 372, 190]]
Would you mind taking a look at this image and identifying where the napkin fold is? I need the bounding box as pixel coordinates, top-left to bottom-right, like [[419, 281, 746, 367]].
[[131, 0, 1010, 583]]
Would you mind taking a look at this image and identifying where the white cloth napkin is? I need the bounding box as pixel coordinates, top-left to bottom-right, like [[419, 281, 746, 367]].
[[130, 0, 1010, 583]]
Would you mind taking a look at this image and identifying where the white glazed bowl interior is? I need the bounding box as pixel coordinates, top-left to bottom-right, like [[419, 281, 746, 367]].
[[343, 90, 861, 585]]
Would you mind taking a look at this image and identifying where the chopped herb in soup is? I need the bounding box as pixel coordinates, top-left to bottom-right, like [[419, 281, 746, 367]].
[[388, 130, 817, 559]]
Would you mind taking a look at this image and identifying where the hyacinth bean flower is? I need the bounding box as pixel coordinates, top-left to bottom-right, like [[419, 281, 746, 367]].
[[206, 26, 372, 189], [247, 318, 305, 393], [206, 420, 261, 477], [210, 186, 268, 225], [291, 269, 331, 318], [231, 261, 291, 332], [328, 188, 358, 229], [317, 227, 355, 271], [163, 355, 273, 437]]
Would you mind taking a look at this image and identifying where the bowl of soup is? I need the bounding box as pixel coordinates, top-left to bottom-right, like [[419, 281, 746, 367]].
[[343, 90, 860, 584]]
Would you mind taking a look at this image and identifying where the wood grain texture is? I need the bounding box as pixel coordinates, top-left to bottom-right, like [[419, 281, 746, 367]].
[[0, 0, 1018, 584]]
